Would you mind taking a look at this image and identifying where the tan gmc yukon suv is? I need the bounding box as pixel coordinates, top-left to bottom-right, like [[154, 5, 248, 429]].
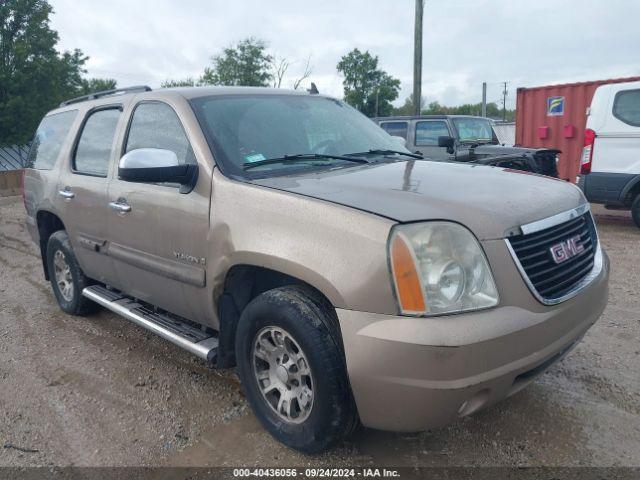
[[23, 86, 609, 452]]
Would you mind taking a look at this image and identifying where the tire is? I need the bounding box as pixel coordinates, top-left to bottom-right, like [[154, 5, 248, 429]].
[[235, 285, 358, 453], [632, 195, 640, 229], [46, 230, 100, 315]]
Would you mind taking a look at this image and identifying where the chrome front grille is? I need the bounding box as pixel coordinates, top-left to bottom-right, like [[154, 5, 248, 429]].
[[507, 206, 600, 303]]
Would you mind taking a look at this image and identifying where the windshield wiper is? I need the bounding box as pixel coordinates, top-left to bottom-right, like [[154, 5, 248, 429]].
[[344, 149, 423, 159], [243, 153, 369, 171]]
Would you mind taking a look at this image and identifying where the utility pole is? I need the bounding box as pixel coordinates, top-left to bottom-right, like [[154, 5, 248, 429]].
[[502, 81, 508, 122], [375, 85, 380, 117], [413, 0, 424, 116], [481, 82, 487, 117]]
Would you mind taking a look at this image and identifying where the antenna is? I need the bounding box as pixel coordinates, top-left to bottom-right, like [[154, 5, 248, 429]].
[[308, 82, 319, 95]]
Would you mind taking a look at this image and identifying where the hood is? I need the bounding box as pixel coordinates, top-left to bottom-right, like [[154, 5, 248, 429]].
[[252, 161, 585, 240]]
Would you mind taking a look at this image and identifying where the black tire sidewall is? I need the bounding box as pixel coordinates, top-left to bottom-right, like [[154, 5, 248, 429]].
[[235, 288, 353, 453]]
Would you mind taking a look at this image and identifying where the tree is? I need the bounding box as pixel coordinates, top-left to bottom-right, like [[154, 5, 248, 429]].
[[161, 78, 199, 88], [292, 56, 312, 90], [393, 94, 426, 116], [79, 78, 117, 95], [271, 56, 290, 88], [200, 37, 273, 87], [416, 101, 516, 121], [0, 0, 89, 145], [336, 48, 400, 117]]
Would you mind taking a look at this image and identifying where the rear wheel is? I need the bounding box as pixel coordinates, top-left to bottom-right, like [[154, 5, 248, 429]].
[[235, 285, 358, 453], [632, 195, 640, 229], [46, 230, 99, 315]]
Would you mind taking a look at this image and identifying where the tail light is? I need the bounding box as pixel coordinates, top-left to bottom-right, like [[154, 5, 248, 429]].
[[580, 128, 596, 174]]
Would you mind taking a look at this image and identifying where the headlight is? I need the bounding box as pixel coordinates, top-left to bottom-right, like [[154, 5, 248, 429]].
[[388, 222, 499, 316]]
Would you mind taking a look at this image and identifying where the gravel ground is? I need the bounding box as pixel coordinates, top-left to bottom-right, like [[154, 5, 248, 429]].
[[0, 197, 638, 467]]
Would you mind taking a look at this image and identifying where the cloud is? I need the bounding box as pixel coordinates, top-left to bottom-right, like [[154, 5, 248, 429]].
[[49, 0, 640, 108]]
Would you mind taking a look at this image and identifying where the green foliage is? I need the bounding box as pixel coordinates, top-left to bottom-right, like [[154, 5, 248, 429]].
[[161, 78, 199, 88], [78, 77, 117, 95], [394, 100, 516, 121], [393, 94, 425, 116], [199, 38, 273, 87], [336, 48, 400, 117], [0, 0, 91, 145]]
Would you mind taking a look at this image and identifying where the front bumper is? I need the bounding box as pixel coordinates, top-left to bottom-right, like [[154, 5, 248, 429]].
[[337, 251, 609, 432]]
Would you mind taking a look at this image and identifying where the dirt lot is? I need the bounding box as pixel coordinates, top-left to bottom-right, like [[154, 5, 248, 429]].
[[0, 197, 639, 467]]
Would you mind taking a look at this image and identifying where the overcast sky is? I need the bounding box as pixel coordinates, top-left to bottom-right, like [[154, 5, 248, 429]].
[[49, 0, 639, 109]]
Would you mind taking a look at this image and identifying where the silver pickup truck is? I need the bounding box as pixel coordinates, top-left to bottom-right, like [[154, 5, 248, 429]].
[[23, 86, 609, 452]]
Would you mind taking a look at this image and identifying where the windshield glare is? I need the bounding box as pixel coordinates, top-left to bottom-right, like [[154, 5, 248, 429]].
[[191, 94, 407, 176], [451, 117, 495, 142]]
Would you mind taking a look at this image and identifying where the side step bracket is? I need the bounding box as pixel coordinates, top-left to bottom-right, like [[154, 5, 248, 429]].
[[82, 285, 218, 362]]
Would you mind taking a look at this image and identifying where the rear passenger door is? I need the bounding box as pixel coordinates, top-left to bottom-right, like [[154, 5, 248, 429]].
[[413, 120, 452, 160], [56, 105, 123, 285], [106, 100, 210, 321]]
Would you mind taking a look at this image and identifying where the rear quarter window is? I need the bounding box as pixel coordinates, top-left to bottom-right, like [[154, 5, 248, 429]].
[[27, 110, 78, 169], [613, 89, 640, 127]]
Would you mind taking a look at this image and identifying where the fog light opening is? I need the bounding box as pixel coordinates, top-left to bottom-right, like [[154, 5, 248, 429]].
[[458, 389, 490, 417]]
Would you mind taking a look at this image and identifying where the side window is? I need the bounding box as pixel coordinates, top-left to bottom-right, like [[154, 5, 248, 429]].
[[27, 110, 78, 169], [613, 89, 640, 127], [380, 121, 408, 140], [125, 102, 195, 165], [415, 121, 450, 146], [74, 108, 121, 176]]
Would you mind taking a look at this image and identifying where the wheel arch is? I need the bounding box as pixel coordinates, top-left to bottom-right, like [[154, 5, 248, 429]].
[[215, 263, 342, 369], [620, 174, 640, 205], [36, 210, 66, 280]]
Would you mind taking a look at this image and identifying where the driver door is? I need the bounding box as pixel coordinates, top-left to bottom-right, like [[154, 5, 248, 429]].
[[106, 100, 210, 321], [413, 120, 453, 160]]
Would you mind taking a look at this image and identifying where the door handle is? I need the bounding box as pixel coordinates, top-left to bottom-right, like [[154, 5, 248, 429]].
[[58, 189, 75, 199], [109, 201, 131, 213]]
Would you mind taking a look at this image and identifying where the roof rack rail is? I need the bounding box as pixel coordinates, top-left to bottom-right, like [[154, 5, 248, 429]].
[[59, 85, 152, 107]]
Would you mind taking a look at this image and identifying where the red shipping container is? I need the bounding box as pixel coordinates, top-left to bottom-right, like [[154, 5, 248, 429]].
[[515, 76, 640, 181]]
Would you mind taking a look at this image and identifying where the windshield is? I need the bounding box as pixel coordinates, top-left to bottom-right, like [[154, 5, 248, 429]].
[[451, 117, 496, 143], [190, 94, 408, 177]]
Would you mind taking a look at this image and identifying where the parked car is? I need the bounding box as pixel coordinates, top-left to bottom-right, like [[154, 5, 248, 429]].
[[375, 115, 559, 177], [23, 86, 609, 453], [577, 80, 640, 227]]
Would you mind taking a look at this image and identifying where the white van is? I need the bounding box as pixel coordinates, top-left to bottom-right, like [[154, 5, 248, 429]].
[[578, 80, 640, 227]]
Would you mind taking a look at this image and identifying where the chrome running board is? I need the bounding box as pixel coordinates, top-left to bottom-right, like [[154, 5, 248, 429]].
[[82, 285, 218, 362]]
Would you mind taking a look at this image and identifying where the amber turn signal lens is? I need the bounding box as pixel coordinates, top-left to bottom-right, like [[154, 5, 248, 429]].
[[390, 233, 426, 314]]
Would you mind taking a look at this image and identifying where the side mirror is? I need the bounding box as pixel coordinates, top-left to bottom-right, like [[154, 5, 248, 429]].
[[438, 135, 455, 155], [437, 136, 455, 148], [118, 148, 198, 193]]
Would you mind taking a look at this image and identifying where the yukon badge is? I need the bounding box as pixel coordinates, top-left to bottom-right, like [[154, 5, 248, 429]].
[[549, 235, 584, 264], [173, 251, 206, 266]]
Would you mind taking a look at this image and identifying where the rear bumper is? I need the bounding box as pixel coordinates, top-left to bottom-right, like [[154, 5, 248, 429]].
[[337, 251, 609, 432]]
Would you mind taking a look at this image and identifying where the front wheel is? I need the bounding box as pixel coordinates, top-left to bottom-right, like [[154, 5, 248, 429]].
[[235, 286, 358, 453]]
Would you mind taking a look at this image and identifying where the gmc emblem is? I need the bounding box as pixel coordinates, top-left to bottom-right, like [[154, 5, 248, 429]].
[[549, 235, 584, 264]]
